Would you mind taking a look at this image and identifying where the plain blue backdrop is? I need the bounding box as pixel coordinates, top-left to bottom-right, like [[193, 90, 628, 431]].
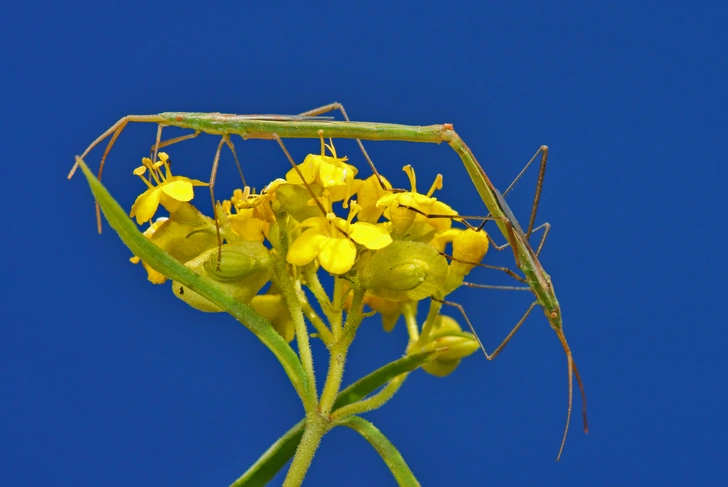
[[2, 1, 726, 485]]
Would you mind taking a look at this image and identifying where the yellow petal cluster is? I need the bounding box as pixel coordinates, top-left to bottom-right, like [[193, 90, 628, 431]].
[[129, 152, 208, 224]]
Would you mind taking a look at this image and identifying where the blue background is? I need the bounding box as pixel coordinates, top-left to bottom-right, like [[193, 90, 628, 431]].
[[2, 1, 726, 485]]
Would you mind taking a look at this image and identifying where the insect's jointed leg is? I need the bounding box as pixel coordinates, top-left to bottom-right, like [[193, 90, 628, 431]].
[[437, 298, 538, 360], [297, 102, 389, 190], [271, 133, 328, 217]]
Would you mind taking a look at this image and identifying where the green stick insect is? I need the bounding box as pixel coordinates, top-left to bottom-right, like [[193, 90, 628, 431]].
[[68, 103, 587, 460]]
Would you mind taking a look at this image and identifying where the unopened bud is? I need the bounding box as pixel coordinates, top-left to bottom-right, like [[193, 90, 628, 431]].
[[360, 241, 448, 301]]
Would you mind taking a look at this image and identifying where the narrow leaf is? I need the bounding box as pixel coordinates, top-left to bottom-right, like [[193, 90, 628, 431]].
[[341, 416, 420, 487], [229, 420, 305, 487], [76, 157, 310, 403]]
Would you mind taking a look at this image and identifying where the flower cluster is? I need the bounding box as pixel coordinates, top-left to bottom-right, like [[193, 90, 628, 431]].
[[129, 136, 490, 376]]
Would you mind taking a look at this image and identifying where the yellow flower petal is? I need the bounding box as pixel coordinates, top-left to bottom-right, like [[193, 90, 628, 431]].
[[349, 222, 392, 250], [298, 216, 332, 232], [130, 188, 161, 224], [286, 154, 318, 184], [287, 228, 327, 266], [229, 209, 268, 242], [318, 237, 356, 274], [161, 179, 194, 202]]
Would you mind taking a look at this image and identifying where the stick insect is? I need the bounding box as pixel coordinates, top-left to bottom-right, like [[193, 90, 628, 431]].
[[69, 103, 587, 460]]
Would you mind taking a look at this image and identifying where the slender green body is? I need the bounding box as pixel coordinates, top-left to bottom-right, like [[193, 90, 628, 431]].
[[159, 112, 449, 142]]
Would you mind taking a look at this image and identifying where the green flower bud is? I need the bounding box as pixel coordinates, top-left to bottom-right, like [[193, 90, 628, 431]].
[[422, 357, 461, 377], [273, 183, 324, 223], [203, 249, 259, 282], [360, 241, 448, 302], [420, 315, 479, 376], [428, 332, 480, 361], [147, 202, 219, 264], [172, 241, 273, 312]]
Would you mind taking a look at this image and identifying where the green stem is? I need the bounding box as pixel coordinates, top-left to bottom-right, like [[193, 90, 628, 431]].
[[299, 297, 333, 345], [402, 301, 420, 348], [330, 374, 407, 421], [302, 267, 338, 331], [331, 277, 345, 336], [274, 212, 318, 410], [417, 298, 443, 347], [282, 414, 329, 487], [319, 288, 365, 415]]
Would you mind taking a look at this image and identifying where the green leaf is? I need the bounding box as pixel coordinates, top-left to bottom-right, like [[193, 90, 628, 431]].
[[340, 416, 420, 487], [228, 420, 305, 487], [75, 157, 311, 404], [231, 349, 445, 485]]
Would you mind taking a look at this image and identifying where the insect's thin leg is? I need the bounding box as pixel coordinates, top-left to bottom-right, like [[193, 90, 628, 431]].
[[501, 146, 547, 198], [271, 133, 329, 217], [69, 114, 164, 179], [69, 114, 167, 232], [437, 299, 538, 360], [463, 282, 531, 291], [209, 137, 227, 267], [530, 222, 551, 256], [525, 146, 548, 238], [478, 145, 548, 237], [150, 130, 201, 153], [398, 203, 521, 265], [92, 120, 130, 232], [69, 116, 129, 179], [152, 124, 163, 164], [223, 136, 247, 188], [397, 204, 515, 252], [391, 204, 523, 268], [297, 102, 389, 190], [443, 253, 526, 283]]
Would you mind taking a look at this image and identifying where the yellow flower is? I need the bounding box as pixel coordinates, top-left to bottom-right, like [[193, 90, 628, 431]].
[[222, 193, 269, 243], [285, 135, 358, 205], [287, 202, 392, 275], [129, 152, 208, 224], [431, 228, 489, 276], [130, 217, 170, 284], [353, 174, 392, 223], [376, 165, 457, 235]]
